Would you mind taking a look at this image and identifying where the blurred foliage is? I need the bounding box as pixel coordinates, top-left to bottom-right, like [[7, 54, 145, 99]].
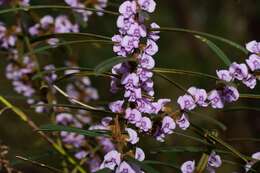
[[0, 0, 259, 173]]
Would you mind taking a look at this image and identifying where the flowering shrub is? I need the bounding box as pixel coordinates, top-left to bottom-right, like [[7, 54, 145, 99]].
[[0, 0, 259, 173]]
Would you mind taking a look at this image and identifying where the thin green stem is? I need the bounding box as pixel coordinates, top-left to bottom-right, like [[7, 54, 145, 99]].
[[153, 67, 218, 80], [0, 5, 119, 16], [151, 27, 248, 54]]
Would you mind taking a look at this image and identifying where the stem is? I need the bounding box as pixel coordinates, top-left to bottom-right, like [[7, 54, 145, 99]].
[[151, 27, 248, 54], [153, 67, 218, 80], [0, 5, 119, 16], [16, 156, 62, 173]]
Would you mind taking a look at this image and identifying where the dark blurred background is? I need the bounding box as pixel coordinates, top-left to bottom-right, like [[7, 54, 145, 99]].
[[0, 0, 259, 172]]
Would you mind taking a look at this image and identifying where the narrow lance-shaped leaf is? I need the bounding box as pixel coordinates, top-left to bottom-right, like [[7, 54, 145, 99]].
[[28, 39, 114, 56], [94, 56, 136, 74], [143, 160, 180, 171], [31, 32, 112, 42], [195, 35, 231, 67], [153, 67, 218, 80], [151, 146, 230, 154], [0, 5, 119, 16], [151, 27, 248, 54], [39, 124, 111, 138], [94, 168, 112, 173]]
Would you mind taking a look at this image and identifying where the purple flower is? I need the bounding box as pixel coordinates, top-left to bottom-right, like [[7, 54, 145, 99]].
[[222, 86, 239, 103], [161, 116, 176, 134], [138, 0, 156, 13], [109, 100, 124, 113], [19, 0, 30, 6], [142, 79, 154, 96], [121, 35, 139, 53], [136, 98, 153, 113], [246, 54, 260, 71], [229, 62, 248, 80], [216, 70, 233, 82], [56, 113, 74, 125], [177, 94, 196, 111], [121, 73, 139, 90], [98, 137, 115, 153], [127, 22, 147, 38], [135, 147, 145, 161], [136, 117, 152, 132], [242, 74, 257, 89], [119, 1, 137, 18], [188, 87, 208, 107], [117, 15, 135, 33], [149, 22, 160, 41], [115, 161, 135, 173], [75, 151, 88, 160], [40, 15, 54, 29], [246, 40, 260, 54], [125, 108, 142, 124], [208, 152, 222, 168], [100, 150, 121, 170], [208, 90, 224, 109], [112, 34, 127, 57], [112, 63, 130, 75], [181, 160, 195, 173], [139, 54, 155, 69], [101, 117, 113, 127], [144, 39, 159, 56], [137, 67, 153, 81], [125, 128, 139, 144], [55, 15, 79, 33], [124, 88, 142, 102], [176, 113, 190, 130], [152, 98, 171, 113], [88, 156, 102, 173]]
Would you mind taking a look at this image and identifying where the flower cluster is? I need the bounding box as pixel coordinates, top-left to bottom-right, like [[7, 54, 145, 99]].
[[181, 151, 222, 173], [100, 0, 171, 171], [217, 40, 260, 89], [65, 0, 108, 22], [100, 148, 145, 172], [110, 0, 170, 133], [29, 15, 79, 46], [0, 22, 20, 49], [5, 50, 57, 113]]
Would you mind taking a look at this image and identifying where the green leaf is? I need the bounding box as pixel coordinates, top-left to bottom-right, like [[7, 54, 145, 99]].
[[224, 106, 260, 112], [240, 94, 260, 99], [31, 33, 112, 43], [126, 157, 160, 173], [173, 131, 212, 146], [196, 153, 209, 173], [27, 39, 114, 56], [153, 68, 218, 80], [195, 35, 231, 66], [155, 72, 187, 93], [39, 124, 110, 138], [143, 160, 180, 171], [152, 27, 248, 54], [0, 5, 119, 16], [151, 146, 230, 154], [190, 112, 227, 131], [94, 168, 112, 173], [94, 56, 136, 74]]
